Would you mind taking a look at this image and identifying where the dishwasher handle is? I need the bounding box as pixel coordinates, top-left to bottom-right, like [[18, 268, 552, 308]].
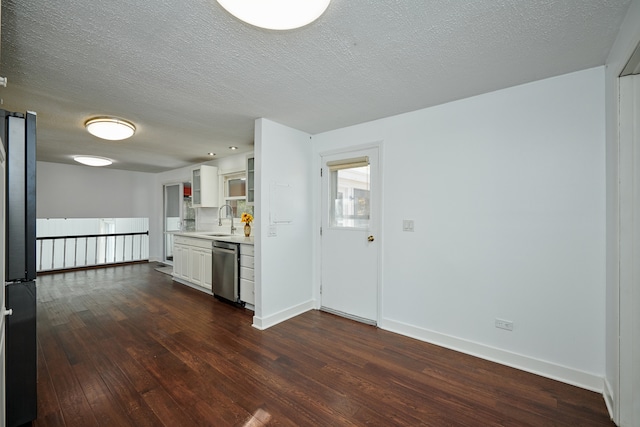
[[213, 246, 236, 255]]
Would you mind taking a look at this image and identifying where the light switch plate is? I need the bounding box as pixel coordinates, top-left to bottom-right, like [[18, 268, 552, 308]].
[[403, 220, 414, 232]]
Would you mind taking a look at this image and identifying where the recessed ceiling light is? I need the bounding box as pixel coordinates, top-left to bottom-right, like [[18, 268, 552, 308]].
[[229, 146, 238, 150], [85, 117, 136, 141], [74, 156, 113, 167], [208, 152, 215, 156], [217, 0, 330, 30]]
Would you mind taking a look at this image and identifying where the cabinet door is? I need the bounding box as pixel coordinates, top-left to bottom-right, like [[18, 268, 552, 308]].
[[173, 245, 190, 280], [246, 156, 255, 205], [240, 279, 255, 305], [172, 245, 182, 277], [192, 168, 202, 206], [200, 166, 219, 207], [203, 251, 213, 290], [189, 247, 203, 286], [192, 165, 219, 207]]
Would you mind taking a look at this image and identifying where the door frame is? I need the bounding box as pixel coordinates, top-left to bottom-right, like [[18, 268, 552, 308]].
[[314, 141, 384, 324], [163, 182, 184, 264]]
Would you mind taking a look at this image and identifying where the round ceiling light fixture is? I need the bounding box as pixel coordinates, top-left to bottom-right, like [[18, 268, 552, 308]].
[[74, 156, 113, 167], [216, 0, 330, 30], [85, 117, 136, 141]]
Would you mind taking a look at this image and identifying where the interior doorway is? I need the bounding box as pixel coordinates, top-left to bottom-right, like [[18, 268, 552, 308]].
[[163, 182, 193, 264]]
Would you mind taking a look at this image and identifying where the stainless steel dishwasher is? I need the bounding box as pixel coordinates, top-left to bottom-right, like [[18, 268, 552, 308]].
[[212, 240, 241, 304]]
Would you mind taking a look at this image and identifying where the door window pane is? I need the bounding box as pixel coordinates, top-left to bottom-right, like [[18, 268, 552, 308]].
[[330, 165, 370, 228]]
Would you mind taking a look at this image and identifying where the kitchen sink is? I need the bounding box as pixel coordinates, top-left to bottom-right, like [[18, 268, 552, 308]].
[[201, 232, 233, 237]]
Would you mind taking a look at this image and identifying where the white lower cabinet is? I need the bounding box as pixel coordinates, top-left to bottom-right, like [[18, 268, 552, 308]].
[[173, 243, 190, 281], [173, 236, 212, 291], [240, 244, 255, 305], [173, 236, 252, 298]]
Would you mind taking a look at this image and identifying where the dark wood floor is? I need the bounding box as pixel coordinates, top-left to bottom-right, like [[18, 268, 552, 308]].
[[34, 263, 614, 426]]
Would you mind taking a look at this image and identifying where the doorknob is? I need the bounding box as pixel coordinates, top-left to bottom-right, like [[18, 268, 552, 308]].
[[367, 235, 375, 242], [3, 308, 12, 317]]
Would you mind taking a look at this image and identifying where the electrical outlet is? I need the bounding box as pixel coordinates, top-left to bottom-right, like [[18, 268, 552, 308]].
[[403, 220, 414, 232], [268, 225, 277, 237], [495, 319, 514, 331]]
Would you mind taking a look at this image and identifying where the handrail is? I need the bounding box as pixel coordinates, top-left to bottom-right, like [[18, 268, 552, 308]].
[[37, 231, 149, 240]]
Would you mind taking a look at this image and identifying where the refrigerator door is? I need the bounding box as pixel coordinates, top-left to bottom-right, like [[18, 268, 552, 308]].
[[5, 115, 26, 282], [4, 112, 36, 282], [5, 281, 37, 427]]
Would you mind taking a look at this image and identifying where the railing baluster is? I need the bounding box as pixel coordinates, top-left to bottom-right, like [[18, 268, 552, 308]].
[[73, 237, 78, 268], [62, 239, 67, 269]]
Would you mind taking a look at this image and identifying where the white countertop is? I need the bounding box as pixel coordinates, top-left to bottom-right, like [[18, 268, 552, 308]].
[[172, 231, 254, 245]]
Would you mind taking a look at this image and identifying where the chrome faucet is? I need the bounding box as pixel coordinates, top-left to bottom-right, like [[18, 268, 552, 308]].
[[218, 204, 236, 235]]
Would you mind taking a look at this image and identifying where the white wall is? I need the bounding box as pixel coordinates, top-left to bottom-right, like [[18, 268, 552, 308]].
[[37, 161, 155, 219], [312, 67, 606, 391], [604, 0, 640, 422], [254, 118, 314, 329]]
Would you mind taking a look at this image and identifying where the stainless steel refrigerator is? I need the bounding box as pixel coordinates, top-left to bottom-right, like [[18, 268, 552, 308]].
[[2, 110, 37, 427]]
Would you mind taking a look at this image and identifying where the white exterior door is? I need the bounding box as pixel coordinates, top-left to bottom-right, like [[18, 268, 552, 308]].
[[320, 147, 379, 324]]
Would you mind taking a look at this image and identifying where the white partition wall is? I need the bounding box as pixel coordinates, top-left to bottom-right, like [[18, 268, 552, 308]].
[[253, 118, 314, 329]]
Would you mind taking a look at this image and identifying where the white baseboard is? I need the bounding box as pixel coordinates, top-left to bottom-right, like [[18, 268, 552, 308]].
[[380, 318, 604, 393], [253, 300, 314, 330], [603, 378, 616, 423]]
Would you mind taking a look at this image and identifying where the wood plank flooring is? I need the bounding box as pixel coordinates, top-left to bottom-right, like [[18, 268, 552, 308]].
[[34, 263, 614, 426]]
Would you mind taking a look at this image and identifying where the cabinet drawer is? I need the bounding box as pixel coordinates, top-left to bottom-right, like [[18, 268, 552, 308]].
[[240, 266, 254, 281], [174, 236, 212, 249], [240, 255, 254, 269], [174, 236, 188, 245], [240, 278, 255, 304], [188, 238, 212, 250], [240, 244, 254, 256]]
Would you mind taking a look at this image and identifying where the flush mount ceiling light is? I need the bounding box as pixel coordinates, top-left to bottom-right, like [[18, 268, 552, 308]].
[[74, 156, 113, 167], [85, 117, 136, 141], [217, 0, 330, 30]]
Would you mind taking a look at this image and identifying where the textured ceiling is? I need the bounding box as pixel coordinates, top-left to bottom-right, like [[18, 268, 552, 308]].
[[0, 0, 632, 172]]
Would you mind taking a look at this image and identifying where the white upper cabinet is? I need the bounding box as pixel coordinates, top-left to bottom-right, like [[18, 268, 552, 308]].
[[246, 155, 255, 206], [192, 165, 219, 208]]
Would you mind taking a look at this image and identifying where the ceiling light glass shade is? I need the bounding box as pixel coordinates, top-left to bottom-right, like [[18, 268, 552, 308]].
[[85, 117, 136, 141], [74, 156, 113, 167], [217, 0, 330, 30]]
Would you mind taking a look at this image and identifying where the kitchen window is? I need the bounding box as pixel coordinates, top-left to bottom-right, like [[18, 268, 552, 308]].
[[222, 172, 254, 218]]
